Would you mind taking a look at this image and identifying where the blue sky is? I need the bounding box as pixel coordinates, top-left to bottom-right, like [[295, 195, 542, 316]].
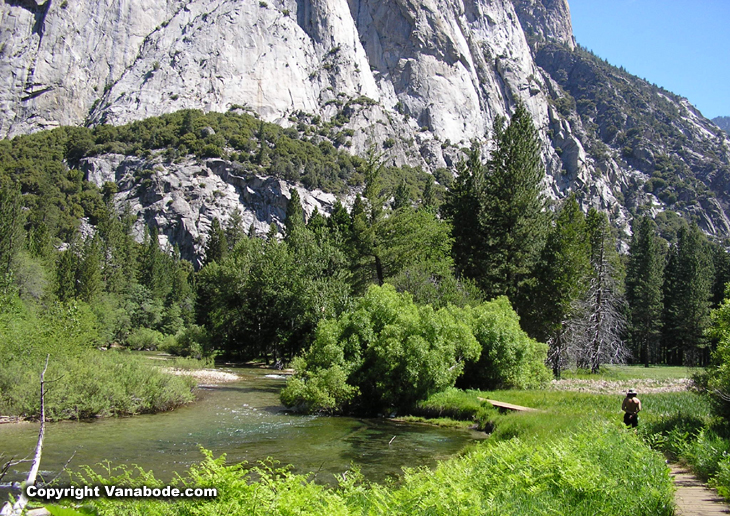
[[568, 0, 730, 119]]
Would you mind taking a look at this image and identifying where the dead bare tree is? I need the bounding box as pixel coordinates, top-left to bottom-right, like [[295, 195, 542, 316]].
[[1, 355, 49, 516], [0, 455, 10, 484], [566, 216, 629, 372]]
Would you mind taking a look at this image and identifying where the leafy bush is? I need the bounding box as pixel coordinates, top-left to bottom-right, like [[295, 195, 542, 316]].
[[703, 292, 730, 419], [458, 296, 552, 389], [281, 284, 480, 414], [125, 327, 165, 350], [279, 359, 357, 413], [282, 286, 549, 414], [160, 324, 210, 358]]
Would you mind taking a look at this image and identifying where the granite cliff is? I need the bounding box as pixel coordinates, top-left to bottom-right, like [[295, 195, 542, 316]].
[[2, 0, 729, 256]]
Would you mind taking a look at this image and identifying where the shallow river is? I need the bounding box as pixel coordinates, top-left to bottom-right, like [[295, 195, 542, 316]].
[[0, 367, 483, 493]]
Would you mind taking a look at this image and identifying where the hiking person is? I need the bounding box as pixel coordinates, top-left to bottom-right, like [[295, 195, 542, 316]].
[[622, 388, 641, 427]]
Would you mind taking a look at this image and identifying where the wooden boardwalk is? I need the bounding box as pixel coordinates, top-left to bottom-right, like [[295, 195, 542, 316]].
[[671, 464, 730, 515], [478, 397, 541, 412]]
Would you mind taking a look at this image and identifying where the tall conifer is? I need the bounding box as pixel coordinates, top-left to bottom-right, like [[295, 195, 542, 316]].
[[662, 224, 714, 365], [225, 209, 245, 251], [626, 216, 664, 366], [0, 182, 24, 293], [284, 190, 305, 238], [442, 103, 548, 306], [526, 195, 590, 376], [203, 218, 228, 265]]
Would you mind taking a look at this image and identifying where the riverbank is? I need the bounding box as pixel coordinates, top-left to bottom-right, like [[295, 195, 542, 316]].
[[0, 416, 26, 425], [0, 352, 199, 422], [2, 367, 478, 500], [13, 366, 694, 515]]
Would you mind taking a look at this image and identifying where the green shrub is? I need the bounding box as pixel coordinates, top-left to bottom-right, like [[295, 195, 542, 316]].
[[458, 297, 552, 389], [281, 285, 480, 414], [279, 359, 357, 413], [125, 327, 165, 350], [159, 324, 210, 358], [282, 286, 550, 414]]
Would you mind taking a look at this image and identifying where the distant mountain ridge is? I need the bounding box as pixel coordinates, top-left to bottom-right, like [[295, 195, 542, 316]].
[[1, 0, 729, 252], [714, 117, 730, 135]]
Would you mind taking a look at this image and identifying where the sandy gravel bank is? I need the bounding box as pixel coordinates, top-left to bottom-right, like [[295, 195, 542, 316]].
[[164, 368, 240, 385]]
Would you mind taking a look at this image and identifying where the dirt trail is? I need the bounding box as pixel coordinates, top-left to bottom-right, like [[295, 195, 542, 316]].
[[671, 464, 730, 515]]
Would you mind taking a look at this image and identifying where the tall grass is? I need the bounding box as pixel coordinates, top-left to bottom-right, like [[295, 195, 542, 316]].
[[410, 387, 497, 429], [0, 351, 196, 420], [0, 299, 196, 420]]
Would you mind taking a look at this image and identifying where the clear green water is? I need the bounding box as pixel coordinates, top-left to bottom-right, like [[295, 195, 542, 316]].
[[0, 368, 482, 492]]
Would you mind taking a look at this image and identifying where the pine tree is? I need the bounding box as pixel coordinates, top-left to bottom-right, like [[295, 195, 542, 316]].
[[392, 179, 410, 211], [224, 209, 245, 251], [421, 178, 436, 212], [55, 243, 80, 303], [482, 103, 549, 303], [266, 223, 278, 241], [350, 152, 387, 287], [626, 216, 664, 366], [96, 202, 137, 294], [526, 195, 590, 376], [306, 206, 328, 234], [0, 182, 24, 293], [328, 200, 352, 237], [203, 218, 228, 265], [442, 103, 548, 305], [77, 234, 103, 303], [139, 226, 170, 299], [284, 189, 305, 238], [441, 144, 486, 284], [663, 224, 714, 365], [711, 242, 730, 308]]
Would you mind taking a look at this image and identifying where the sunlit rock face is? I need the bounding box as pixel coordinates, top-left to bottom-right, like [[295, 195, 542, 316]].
[[3, 0, 730, 246]]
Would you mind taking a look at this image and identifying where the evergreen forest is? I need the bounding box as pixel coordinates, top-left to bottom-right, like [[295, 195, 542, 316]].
[[2, 105, 730, 416]]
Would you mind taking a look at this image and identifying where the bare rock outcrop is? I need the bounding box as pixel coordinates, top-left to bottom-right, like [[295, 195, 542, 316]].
[[81, 153, 338, 266]]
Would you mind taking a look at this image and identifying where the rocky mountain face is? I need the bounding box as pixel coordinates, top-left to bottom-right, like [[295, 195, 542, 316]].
[[2, 0, 730, 255], [80, 152, 339, 263]]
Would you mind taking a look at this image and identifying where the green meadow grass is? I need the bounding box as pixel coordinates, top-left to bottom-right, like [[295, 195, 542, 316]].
[[561, 364, 696, 381]]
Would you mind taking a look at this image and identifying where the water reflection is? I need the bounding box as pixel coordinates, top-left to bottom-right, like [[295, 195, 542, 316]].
[[0, 367, 482, 494]]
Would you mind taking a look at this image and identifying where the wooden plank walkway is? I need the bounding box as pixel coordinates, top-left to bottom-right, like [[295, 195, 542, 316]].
[[478, 398, 540, 412], [671, 464, 730, 515]]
